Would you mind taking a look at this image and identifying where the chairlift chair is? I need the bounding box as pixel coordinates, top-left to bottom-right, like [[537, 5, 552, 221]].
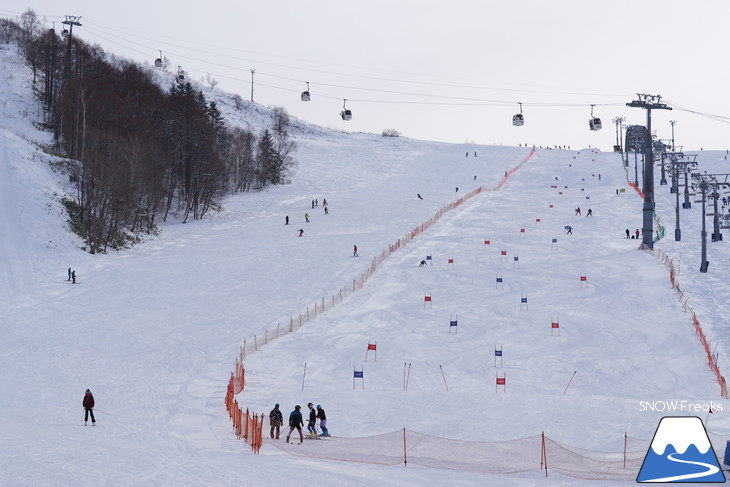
[[512, 102, 524, 126], [301, 81, 311, 102], [176, 66, 185, 82], [589, 105, 602, 131], [154, 50, 163, 68], [340, 99, 352, 121]]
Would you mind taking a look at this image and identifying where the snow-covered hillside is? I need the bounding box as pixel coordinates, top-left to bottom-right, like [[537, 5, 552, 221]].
[[1, 44, 730, 486]]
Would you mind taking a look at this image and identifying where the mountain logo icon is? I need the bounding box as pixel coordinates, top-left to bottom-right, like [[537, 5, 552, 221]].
[[637, 416, 725, 483]]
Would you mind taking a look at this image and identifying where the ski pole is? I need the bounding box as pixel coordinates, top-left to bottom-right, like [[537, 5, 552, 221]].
[[94, 408, 111, 415], [563, 371, 577, 395]]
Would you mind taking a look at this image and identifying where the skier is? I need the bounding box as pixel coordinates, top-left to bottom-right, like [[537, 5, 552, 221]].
[[324, 206, 329, 215], [285, 215, 289, 225], [322, 198, 328, 206], [417, 193, 423, 200], [586, 209, 593, 217], [566, 225, 573, 235], [306, 403, 318, 437], [625, 228, 630, 239], [311, 200, 315, 209], [83, 389, 96, 426], [71, 270, 76, 284], [286, 405, 304, 444], [473, 175, 477, 180], [635, 229, 640, 239], [465, 151, 468, 157], [455, 187, 459, 193], [315, 199, 318, 207], [575, 207, 581, 216], [269, 403, 283, 439], [305, 213, 310, 223], [298, 229, 304, 237], [419, 259, 427, 267], [316, 405, 329, 436], [353, 245, 359, 257], [67, 267, 72, 281]]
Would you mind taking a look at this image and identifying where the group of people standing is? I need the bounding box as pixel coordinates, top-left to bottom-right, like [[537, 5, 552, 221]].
[[67, 267, 76, 284], [269, 403, 329, 443]]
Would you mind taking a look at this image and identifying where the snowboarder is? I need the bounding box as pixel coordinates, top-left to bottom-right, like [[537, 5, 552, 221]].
[[83, 389, 96, 426], [417, 193, 423, 200], [353, 245, 359, 257], [575, 207, 581, 216], [316, 405, 329, 436], [285, 215, 289, 225], [298, 229, 304, 237], [71, 270, 76, 284], [566, 225, 573, 235], [305, 213, 309, 223], [586, 209, 592, 216], [286, 405, 304, 444], [419, 259, 427, 267], [306, 403, 317, 436], [269, 403, 283, 439], [67, 267, 72, 281], [625, 228, 630, 239]]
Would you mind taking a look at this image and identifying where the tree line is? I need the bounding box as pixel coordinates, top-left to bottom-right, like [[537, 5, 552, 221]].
[[3, 10, 296, 253]]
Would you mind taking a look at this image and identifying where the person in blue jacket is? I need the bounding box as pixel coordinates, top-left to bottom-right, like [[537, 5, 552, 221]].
[[286, 405, 304, 444]]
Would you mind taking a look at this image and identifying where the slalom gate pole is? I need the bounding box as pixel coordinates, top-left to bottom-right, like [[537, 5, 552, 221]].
[[439, 365, 449, 391], [302, 363, 307, 391], [562, 371, 577, 395], [403, 428, 407, 467]]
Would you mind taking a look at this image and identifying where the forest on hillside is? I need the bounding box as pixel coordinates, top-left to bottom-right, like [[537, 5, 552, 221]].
[[2, 10, 296, 253]]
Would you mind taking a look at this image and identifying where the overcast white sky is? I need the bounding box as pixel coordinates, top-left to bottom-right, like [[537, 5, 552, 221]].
[[2, 1, 730, 151]]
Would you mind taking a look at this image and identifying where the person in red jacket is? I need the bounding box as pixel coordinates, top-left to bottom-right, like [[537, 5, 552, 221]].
[[83, 389, 96, 426]]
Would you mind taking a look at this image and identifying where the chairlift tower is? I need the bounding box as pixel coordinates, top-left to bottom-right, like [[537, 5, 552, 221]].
[[690, 173, 730, 272], [62, 15, 82, 81], [626, 94, 672, 249], [612, 117, 625, 153], [667, 152, 697, 241]]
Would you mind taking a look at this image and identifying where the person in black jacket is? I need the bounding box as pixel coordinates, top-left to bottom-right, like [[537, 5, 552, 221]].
[[306, 403, 317, 436], [269, 403, 283, 439], [286, 405, 303, 444], [316, 404, 329, 436], [83, 389, 95, 426]]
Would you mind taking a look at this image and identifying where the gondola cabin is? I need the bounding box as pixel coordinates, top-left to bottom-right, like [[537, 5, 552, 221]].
[[589, 118, 602, 131], [301, 91, 310, 102], [154, 58, 163, 68], [340, 109, 352, 121], [61, 29, 69, 38], [512, 113, 524, 126]]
